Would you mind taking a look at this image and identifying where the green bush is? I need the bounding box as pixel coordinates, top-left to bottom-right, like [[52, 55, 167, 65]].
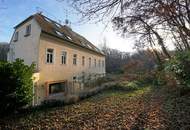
[[0, 59, 35, 115], [165, 51, 190, 87], [110, 80, 140, 91]]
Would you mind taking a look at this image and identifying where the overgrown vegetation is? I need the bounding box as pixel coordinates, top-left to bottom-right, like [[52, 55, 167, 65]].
[[165, 51, 190, 87], [0, 44, 9, 61], [0, 59, 35, 115]]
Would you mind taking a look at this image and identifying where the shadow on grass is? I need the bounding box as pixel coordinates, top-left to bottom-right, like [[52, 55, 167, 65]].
[[128, 85, 190, 130], [161, 86, 190, 129]]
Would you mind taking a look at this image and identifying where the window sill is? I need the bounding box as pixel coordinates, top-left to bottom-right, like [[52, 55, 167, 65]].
[[24, 34, 30, 37], [13, 40, 18, 42], [45, 62, 54, 65]]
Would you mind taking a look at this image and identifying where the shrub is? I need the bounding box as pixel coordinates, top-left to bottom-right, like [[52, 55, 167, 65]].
[[153, 69, 167, 86], [0, 59, 35, 115], [84, 76, 112, 88], [165, 51, 190, 87], [110, 81, 140, 91]]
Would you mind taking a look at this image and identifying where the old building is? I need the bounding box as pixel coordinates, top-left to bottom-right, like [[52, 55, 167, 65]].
[[8, 13, 106, 104]]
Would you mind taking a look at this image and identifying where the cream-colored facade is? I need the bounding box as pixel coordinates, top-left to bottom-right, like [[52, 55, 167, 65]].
[[8, 14, 106, 105]]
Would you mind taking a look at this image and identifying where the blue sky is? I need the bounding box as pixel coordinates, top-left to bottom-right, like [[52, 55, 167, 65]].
[[0, 0, 134, 52]]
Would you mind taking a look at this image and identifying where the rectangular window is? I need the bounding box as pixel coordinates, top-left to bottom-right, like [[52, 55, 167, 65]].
[[61, 51, 67, 64], [73, 54, 77, 65], [98, 60, 101, 67], [102, 60, 105, 67], [25, 24, 31, 36], [14, 31, 19, 42], [82, 56, 85, 66], [89, 57, 91, 67], [46, 48, 54, 63], [94, 59, 96, 67], [49, 82, 66, 94]]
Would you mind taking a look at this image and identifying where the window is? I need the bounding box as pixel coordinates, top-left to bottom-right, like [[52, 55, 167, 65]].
[[14, 31, 19, 42], [102, 60, 105, 67], [73, 54, 77, 65], [82, 56, 85, 66], [89, 58, 91, 67], [86, 44, 92, 49], [66, 35, 72, 41], [25, 24, 31, 36], [44, 17, 52, 23], [46, 48, 54, 63], [61, 51, 67, 64], [73, 76, 77, 81], [49, 82, 66, 94], [55, 30, 63, 36], [98, 60, 101, 67], [55, 23, 62, 28], [94, 59, 96, 67]]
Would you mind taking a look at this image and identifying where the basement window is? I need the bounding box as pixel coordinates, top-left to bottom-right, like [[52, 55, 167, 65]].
[[49, 82, 66, 94]]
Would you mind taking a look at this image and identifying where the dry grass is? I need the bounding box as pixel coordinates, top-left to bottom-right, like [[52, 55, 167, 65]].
[[0, 84, 190, 130]]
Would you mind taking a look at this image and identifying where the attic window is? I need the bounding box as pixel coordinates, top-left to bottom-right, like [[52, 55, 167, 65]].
[[55, 31, 63, 36], [95, 48, 100, 52], [55, 23, 62, 28], [66, 35, 72, 41], [44, 17, 52, 23], [81, 41, 86, 46], [86, 44, 92, 49]]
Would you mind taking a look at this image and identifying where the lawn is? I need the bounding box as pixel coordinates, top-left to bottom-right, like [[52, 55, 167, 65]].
[[0, 84, 190, 130]]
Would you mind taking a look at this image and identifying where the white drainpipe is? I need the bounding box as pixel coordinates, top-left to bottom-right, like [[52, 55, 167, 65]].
[[32, 82, 35, 106]]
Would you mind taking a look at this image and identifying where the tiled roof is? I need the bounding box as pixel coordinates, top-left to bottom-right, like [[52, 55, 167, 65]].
[[15, 13, 104, 56]]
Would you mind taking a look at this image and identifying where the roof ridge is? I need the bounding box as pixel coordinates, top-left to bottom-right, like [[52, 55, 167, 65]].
[[33, 13, 104, 56], [36, 13, 64, 27]]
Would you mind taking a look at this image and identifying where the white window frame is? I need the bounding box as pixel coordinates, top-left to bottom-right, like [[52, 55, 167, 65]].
[[61, 50, 67, 65], [46, 48, 55, 64], [94, 59, 96, 67], [14, 31, 19, 42], [82, 56, 85, 66], [25, 24, 31, 36], [89, 57, 91, 68], [73, 54, 77, 65], [102, 60, 105, 67], [98, 60, 101, 68]]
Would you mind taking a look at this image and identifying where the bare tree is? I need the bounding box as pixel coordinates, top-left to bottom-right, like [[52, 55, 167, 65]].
[[59, 0, 190, 60]]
